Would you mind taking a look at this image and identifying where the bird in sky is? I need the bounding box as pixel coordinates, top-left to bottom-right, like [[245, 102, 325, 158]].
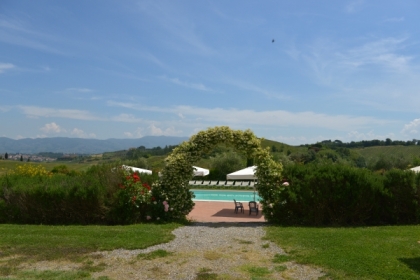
[[272, 39, 275, 43]]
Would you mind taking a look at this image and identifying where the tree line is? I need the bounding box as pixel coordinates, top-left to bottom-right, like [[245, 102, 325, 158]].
[[313, 138, 419, 148]]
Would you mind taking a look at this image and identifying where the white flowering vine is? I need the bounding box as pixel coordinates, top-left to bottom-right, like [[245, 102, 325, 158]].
[[154, 126, 283, 222]]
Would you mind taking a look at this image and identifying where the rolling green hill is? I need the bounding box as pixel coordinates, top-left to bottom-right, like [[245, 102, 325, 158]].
[[3, 139, 420, 177], [356, 145, 420, 160]]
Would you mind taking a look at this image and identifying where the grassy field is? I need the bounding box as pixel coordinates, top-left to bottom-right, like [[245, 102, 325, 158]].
[[0, 223, 181, 279], [0, 160, 95, 176], [266, 225, 420, 279], [356, 145, 420, 161], [1, 222, 420, 279]]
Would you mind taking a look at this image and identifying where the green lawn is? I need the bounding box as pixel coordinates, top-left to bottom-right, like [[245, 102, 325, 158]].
[[2, 223, 420, 279], [266, 225, 420, 279]]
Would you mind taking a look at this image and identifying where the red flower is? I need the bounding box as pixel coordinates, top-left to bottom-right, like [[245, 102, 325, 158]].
[[151, 197, 156, 201], [118, 183, 125, 189], [132, 173, 140, 182], [142, 183, 151, 190]]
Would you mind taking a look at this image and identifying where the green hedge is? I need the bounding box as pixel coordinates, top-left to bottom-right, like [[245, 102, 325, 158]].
[[2, 162, 420, 226], [271, 164, 420, 226], [0, 164, 159, 225]]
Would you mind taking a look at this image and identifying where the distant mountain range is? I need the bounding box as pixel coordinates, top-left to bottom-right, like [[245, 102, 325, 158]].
[[0, 136, 189, 154]]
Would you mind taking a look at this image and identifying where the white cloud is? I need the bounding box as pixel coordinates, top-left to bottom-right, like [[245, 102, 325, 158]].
[[401, 119, 420, 136], [70, 128, 96, 138], [40, 122, 65, 134], [0, 63, 15, 73], [149, 124, 163, 135], [124, 127, 144, 138], [147, 124, 182, 136]]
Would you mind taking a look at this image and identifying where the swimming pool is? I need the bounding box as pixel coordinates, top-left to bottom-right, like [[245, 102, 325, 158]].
[[192, 189, 261, 202]]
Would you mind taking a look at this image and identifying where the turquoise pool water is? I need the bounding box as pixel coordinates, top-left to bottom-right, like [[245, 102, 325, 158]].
[[192, 189, 261, 202]]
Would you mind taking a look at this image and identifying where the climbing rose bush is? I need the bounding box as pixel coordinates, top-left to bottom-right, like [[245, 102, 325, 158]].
[[156, 126, 283, 222], [120, 172, 153, 205], [116, 169, 170, 222]]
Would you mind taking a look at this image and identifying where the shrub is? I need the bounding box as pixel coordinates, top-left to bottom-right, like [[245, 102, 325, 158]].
[[0, 162, 171, 225], [0, 170, 112, 224], [272, 163, 385, 226], [381, 169, 420, 224]]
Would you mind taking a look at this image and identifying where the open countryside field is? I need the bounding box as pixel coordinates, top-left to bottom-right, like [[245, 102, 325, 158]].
[[356, 145, 420, 160], [0, 161, 94, 176]]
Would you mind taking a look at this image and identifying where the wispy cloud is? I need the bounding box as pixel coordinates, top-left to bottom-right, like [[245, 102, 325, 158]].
[[136, 1, 215, 55], [345, 0, 365, 13], [300, 36, 415, 92], [225, 79, 289, 100], [385, 17, 405, 23], [0, 105, 12, 112], [18, 106, 103, 121], [110, 114, 145, 123], [162, 76, 214, 92], [65, 88, 95, 93], [0, 17, 66, 55], [107, 102, 392, 131], [0, 63, 15, 73], [341, 37, 412, 71]]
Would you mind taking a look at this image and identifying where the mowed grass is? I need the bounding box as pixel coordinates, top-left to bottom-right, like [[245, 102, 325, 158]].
[[0, 223, 181, 261], [266, 225, 420, 279]]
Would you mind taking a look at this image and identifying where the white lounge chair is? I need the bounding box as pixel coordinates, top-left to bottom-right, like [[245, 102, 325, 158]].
[[225, 181, 234, 187], [234, 181, 242, 187], [208, 181, 218, 187]]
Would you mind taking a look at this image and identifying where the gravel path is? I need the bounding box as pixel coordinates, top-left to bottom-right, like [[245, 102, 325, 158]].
[[90, 222, 325, 280]]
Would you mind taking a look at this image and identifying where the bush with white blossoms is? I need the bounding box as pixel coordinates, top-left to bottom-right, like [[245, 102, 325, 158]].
[[154, 126, 284, 222]]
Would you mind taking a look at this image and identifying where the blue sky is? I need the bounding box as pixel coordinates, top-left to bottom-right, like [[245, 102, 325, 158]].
[[1, 0, 420, 145]]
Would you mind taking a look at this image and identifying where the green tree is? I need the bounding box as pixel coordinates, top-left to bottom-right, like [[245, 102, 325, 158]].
[[209, 151, 244, 180]]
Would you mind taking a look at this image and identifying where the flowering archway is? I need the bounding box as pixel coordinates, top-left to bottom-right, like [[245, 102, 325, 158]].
[[154, 126, 283, 222]]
